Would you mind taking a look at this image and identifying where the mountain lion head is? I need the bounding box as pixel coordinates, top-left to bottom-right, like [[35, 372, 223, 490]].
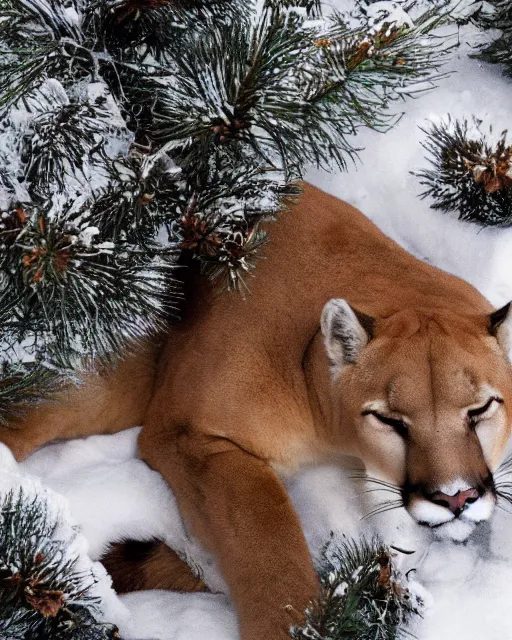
[[321, 299, 512, 541]]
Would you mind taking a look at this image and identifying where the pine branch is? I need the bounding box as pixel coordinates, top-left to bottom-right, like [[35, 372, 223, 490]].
[[0, 0, 237, 108], [264, 0, 321, 15], [0, 489, 121, 640], [414, 117, 512, 226], [83, 0, 240, 59], [471, 1, 512, 76], [0, 0, 462, 411], [303, 3, 456, 155], [292, 536, 424, 640], [149, 2, 456, 178], [168, 166, 300, 290], [0, 0, 92, 109], [0, 197, 177, 420], [23, 102, 114, 196], [0, 365, 63, 425]]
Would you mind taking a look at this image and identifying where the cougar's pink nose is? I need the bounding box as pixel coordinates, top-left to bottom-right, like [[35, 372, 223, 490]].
[[429, 488, 480, 516]]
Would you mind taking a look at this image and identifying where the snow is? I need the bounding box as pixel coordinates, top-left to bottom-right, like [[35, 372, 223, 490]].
[[119, 591, 238, 640], [0, 78, 133, 217], [78, 226, 100, 248], [2, 4, 512, 640], [365, 2, 415, 33], [9, 429, 512, 639], [307, 20, 512, 309]]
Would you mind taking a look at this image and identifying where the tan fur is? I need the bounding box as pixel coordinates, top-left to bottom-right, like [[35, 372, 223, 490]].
[[5, 184, 512, 640], [1, 339, 161, 460]]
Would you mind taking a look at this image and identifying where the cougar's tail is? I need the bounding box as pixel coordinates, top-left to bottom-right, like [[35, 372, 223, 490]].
[[101, 540, 207, 593]]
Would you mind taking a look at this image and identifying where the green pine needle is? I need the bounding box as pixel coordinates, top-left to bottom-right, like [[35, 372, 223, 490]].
[[292, 536, 424, 640], [471, 1, 512, 77], [414, 117, 512, 226], [0, 488, 120, 639], [0, 0, 464, 412]]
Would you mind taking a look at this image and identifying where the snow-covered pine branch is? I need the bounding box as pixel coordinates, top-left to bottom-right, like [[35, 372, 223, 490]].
[[292, 535, 426, 640], [471, 0, 512, 76], [0, 444, 126, 640], [415, 117, 512, 227], [0, 0, 463, 414]]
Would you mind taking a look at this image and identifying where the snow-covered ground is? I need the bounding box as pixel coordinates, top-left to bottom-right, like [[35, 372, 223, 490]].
[[4, 3, 512, 639], [308, 17, 512, 310]]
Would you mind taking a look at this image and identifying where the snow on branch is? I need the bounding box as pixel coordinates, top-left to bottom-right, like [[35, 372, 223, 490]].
[[415, 117, 512, 227], [0, 444, 126, 639], [292, 535, 427, 640], [0, 0, 461, 412]]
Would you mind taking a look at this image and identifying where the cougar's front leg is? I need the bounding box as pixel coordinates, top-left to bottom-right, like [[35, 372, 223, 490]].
[[138, 424, 319, 640]]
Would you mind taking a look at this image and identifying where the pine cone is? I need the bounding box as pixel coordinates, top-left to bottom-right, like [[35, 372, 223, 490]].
[[25, 587, 65, 618], [466, 148, 512, 193]]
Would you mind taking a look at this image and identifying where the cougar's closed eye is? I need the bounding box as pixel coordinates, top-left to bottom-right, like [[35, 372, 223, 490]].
[[467, 396, 503, 428], [361, 409, 409, 439]]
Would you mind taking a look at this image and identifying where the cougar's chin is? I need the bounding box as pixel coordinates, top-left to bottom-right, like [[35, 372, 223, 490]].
[[430, 518, 477, 543]]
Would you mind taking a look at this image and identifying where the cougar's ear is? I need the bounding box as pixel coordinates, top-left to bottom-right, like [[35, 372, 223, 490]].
[[489, 302, 512, 360], [321, 299, 375, 375]]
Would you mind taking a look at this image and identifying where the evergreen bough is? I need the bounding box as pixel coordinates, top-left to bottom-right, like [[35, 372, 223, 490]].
[[0, 489, 120, 640], [472, 0, 512, 76], [292, 536, 423, 640], [0, 0, 458, 417], [415, 117, 512, 226]]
